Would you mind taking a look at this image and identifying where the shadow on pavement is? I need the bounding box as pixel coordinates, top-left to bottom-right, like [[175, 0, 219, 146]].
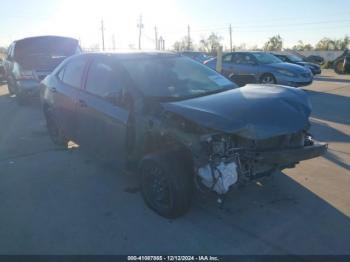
[[307, 90, 350, 125], [322, 150, 350, 171], [1, 150, 350, 254], [314, 76, 350, 84], [310, 118, 350, 143]]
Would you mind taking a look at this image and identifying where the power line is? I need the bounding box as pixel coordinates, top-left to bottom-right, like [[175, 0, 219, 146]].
[[162, 18, 350, 36]]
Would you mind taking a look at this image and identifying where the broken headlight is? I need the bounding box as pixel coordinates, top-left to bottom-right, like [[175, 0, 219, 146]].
[[201, 134, 231, 157]]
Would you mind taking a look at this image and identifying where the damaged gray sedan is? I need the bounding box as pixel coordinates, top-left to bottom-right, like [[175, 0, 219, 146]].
[[41, 52, 327, 218]]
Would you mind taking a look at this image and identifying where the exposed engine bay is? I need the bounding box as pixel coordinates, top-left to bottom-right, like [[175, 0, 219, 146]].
[[195, 131, 325, 195]]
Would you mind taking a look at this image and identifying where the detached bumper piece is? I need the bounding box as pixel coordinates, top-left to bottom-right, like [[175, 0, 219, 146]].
[[250, 142, 328, 165]]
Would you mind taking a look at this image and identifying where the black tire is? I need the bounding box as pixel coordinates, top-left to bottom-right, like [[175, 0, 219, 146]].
[[260, 73, 276, 84], [44, 106, 68, 147], [139, 150, 193, 218]]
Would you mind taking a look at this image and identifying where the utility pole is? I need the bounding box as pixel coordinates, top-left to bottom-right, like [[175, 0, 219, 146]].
[[229, 24, 233, 52], [159, 36, 165, 50], [101, 20, 105, 51], [187, 24, 191, 50], [112, 35, 116, 51], [154, 26, 158, 50], [137, 15, 144, 50]]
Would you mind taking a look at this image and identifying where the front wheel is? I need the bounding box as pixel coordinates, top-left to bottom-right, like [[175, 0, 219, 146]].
[[139, 150, 193, 218], [260, 73, 276, 84], [44, 107, 68, 147]]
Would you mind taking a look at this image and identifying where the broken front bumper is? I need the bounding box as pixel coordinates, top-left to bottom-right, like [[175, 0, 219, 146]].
[[249, 142, 328, 165]]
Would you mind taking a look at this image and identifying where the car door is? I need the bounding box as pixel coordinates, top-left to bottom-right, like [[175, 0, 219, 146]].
[[52, 56, 89, 141], [221, 53, 234, 76], [76, 57, 130, 165], [231, 53, 258, 84]]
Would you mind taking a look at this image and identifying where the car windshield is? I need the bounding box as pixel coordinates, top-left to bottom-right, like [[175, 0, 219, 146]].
[[15, 37, 78, 60], [120, 56, 237, 100], [252, 53, 282, 64], [287, 54, 304, 62]]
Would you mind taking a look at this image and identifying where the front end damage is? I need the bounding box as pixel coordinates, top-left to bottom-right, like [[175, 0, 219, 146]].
[[195, 132, 327, 195], [139, 109, 327, 196], [153, 85, 328, 196]]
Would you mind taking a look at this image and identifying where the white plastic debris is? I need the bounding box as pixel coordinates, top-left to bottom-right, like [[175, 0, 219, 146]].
[[198, 162, 238, 195]]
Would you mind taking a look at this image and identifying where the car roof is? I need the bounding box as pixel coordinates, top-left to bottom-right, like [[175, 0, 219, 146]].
[[14, 35, 79, 44], [77, 51, 179, 60], [225, 51, 267, 55], [270, 52, 287, 56]]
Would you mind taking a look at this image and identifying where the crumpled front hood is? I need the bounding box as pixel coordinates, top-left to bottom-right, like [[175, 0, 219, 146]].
[[162, 85, 312, 139]]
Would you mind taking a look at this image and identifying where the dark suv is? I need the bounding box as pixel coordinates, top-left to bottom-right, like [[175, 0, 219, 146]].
[[41, 52, 327, 218], [4, 36, 81, 104]]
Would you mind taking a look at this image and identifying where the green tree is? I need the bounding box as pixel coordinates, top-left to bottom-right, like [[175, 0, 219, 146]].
[[173, 36, 192, 51], [263, 35, 283, 51], [315, 37, 336, 50], [316, 36, 349, 51], [199, 33, 222, 55], [293, 41, 314, 51], [335, 36, 350, 50]]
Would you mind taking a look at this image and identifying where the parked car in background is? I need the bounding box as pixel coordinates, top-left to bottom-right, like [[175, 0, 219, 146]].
[[0, 58, 5, 82], [4, 35, 81, 104], [271, 52, 321, 75], [334, 50, 350, 74], [304, 55, 324, 65], [179, 51, 213, 63], [41, 52, 326, 218], [204, 52, 313, 87]]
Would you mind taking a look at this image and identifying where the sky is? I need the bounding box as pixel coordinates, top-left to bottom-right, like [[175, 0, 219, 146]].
[[1, 0, 350, 50]]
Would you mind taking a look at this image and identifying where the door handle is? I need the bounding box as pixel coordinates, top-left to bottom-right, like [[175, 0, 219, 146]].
[[78, 99, 87, 107], [50, 87, 57, 93]]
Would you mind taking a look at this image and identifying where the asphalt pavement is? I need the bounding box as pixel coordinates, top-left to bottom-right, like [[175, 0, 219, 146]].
[[0, 70, 349, 255]]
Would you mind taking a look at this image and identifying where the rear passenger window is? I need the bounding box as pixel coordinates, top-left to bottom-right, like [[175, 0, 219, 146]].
[[62, 58, 86, 88], [223, 54, 232, 63], [232, 54, 244, 64], [85, 60, 123, 98]]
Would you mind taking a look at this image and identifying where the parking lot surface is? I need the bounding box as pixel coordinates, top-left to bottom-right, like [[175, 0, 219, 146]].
[[0, 70, 349, 255]]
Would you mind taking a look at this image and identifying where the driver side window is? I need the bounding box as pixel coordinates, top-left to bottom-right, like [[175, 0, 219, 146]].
[[85, 59, 129, 106]]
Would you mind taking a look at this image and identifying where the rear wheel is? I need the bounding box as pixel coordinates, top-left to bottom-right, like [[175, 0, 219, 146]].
[[139, 150, 193, 218], [44, 106, 68, 147], [260, 73, 276, 84]]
